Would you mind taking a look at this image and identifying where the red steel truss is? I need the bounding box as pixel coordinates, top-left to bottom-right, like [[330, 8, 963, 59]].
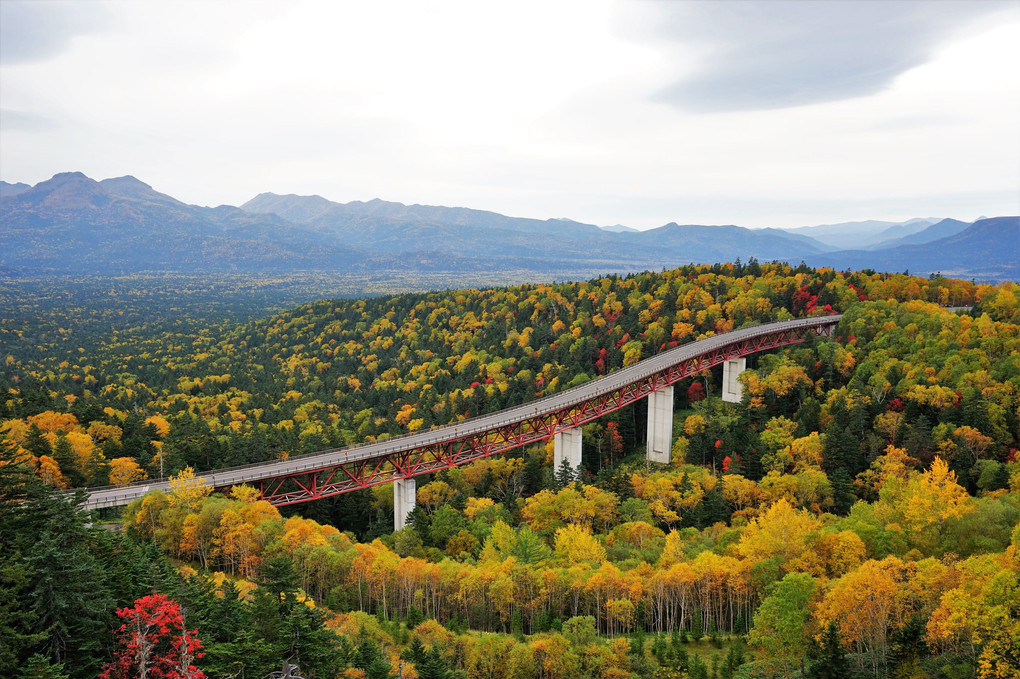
[[257, 321, 834, 506]]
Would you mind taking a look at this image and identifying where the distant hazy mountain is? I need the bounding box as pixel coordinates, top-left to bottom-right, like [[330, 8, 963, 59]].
[[806, 217, 1019, 280], [636, 223, 826, 264], [753, 227, 830, 251], [242, 192, 339, 224], [245, 193, 605, 239], [1, 173, 1013, 280], [99, 175, 188, 207], [0, 172, 362, 274], [1, 174, 824, 276], [785, 218, 940, 250], [867, 218, 969, 250], [601, 224, 639, 233], [241, 191, 824, 267]]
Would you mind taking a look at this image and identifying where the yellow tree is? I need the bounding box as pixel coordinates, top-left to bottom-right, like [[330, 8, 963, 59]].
[[521, 485, 619, 535], [954, 426, 994, 463], [789, 530, 867, 578], [972, 571, 1020, 679], [36, 454, 67, 488], [554, 524, 607, 565], [630, 471, 704, 528], [465, 497, 497, 520], [721, 474, 766, 518], [417, 480, 458, 513], [900, 457, 973, 551], [64, 430, 98, 475], [109, 457, 147, 485], [606, 599, 636, 636], [213, 508, 259, 577], [737, 498, 821, 567], [180, 507, 216, 566], [926, 553, 1020, 674], [759, 417, 799, 473], [856, 445, 918, 499], [466, 635, 517, 679], [530, 634, 580, 679], [167, 466, 211, 512], [128, 491, 169, 540], [815, 557, 914, 675], [758, 468, 833, 513], [27, 411, 80, 434]]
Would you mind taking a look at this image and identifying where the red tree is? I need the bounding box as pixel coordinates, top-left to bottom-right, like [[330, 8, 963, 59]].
[[100, 593, 204, 679], [606, 421, 625, 461]]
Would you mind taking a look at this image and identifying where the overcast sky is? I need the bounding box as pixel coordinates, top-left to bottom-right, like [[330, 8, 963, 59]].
[[2, 0, 1018, 229]]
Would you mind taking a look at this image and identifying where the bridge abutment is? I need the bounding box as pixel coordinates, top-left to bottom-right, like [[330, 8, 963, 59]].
[[394, 477, 416, 531], [721, 358, 747, 403], [553, 428, 583, 474], [646, 386, 674, 463]]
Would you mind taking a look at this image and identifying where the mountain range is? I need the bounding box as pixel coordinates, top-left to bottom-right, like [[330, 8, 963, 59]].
[[1, 173, 1016, 281]]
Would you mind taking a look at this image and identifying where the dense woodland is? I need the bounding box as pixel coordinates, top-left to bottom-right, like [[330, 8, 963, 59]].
[[2, 262, 1019, 678]]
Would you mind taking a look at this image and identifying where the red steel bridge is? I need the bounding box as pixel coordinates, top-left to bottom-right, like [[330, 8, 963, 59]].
[[83, 315, 841, 511]]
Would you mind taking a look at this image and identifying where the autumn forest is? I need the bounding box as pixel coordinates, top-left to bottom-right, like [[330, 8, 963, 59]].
[[2, 263, 1019, 679]]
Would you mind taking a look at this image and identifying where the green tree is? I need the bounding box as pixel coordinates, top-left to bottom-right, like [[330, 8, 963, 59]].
[[51, 434, 83, 487], [748, 572, 818, 677], [807, 622, 849, 679], [555, 459, 578, 488]]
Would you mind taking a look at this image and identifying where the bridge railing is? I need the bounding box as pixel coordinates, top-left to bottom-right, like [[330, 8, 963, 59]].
[[80, 314, 841, 498]]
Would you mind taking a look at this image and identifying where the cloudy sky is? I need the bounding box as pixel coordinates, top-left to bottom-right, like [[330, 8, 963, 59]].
[[2, 0, 1018, 229]]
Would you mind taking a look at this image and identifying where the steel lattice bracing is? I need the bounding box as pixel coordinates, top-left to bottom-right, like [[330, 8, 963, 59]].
[[82, 315, 840, 510]]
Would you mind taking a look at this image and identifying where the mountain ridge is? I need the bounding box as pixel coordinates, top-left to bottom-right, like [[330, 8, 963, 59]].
[[867, 218, 970, 250], [805, 217, 1019, 280], [2, 172, 1014, 281]]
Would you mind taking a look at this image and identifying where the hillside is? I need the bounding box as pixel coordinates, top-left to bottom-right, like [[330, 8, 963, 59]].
[[0, 261, 999, 481], [2, 264, 1018, 679]]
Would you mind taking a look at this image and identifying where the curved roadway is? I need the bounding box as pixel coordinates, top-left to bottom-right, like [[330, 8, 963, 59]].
[[83, 314, 841, 509]]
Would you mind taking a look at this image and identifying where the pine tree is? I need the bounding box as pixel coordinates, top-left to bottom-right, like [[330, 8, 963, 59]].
[[52, 434, 83, 487], [22, 654, 71, 679], [416, 646, 451, 679], [24, 423, 53, 459], [807, 622, 850, 679], [555, 458, 577, 488], [83, 448, 110, 487], [401, 636, 427, 664], [406, 605, 424, 630], [511, 608, 524, 639]]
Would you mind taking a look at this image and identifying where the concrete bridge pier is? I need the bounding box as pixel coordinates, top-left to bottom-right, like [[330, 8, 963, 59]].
[[721, 358, 747, 403], [394, 477, 416, 531], [553, 428, 583, 474], [646, 386, 674, 463]]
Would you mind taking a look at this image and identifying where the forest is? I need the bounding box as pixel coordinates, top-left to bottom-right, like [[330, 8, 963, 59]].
[[1, 261, 1018, 679]]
